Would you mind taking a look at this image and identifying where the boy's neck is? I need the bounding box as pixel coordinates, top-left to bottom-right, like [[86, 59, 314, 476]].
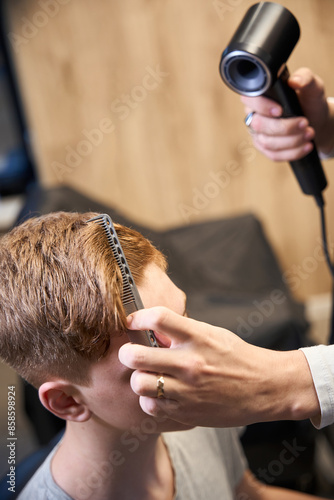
[[51, 420, 175, 500]]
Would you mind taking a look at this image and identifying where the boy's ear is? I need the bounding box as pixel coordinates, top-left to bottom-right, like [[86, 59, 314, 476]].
[[38, 381, 92, 422]]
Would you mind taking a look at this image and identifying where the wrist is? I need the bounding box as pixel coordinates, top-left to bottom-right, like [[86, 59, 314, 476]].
[[266, 349, 320, 423]]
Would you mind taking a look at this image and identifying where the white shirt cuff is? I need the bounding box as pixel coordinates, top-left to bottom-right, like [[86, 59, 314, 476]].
[[299, 345, 334, 429]]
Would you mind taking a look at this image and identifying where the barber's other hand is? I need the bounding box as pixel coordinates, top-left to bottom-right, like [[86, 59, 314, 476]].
[[118, 307, 320, 428], [241, 67, 334, 161]]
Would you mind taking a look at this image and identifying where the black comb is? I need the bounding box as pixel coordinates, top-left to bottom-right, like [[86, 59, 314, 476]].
[[87, 214, 159, 347]]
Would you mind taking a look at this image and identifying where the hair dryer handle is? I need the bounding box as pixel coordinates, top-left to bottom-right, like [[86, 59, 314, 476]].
[[265, 67, 327, 199]]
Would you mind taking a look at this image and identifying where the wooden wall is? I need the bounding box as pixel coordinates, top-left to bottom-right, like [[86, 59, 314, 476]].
[[4, 0, 334, 300]]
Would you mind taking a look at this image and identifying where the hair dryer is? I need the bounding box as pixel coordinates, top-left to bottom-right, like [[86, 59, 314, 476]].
[[219, 1, 327, 205]]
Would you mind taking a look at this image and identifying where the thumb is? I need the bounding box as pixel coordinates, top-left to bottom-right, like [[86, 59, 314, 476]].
[[288, 68, 324, 99]]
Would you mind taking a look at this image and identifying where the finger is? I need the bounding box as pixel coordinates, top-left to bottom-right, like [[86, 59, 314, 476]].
[[127, 306, 207, 343], [288, 67, 323, 96], [249, 114, 309, 136], [241, 95, 282, 117], [252, 137, 314, 162], [130, 370, 183, 399], [138, 396, 181, 419], [118, 341, 188, 375], [254, 128, 314, 151]]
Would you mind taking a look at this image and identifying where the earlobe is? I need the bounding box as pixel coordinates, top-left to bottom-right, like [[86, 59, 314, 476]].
[[38, 381, 92, 422]]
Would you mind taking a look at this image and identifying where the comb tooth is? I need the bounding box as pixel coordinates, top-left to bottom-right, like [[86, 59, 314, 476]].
[[87, 214, 107, 224], [122, 293, 135, 305]]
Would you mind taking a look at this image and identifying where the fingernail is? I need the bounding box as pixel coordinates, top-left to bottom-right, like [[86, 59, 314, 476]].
[[298, 118, 308, 129], [303, 143, 313, 154], [290, 75, 302, 84], [304, 129, 314, 140], [127, 314, 134, 326]]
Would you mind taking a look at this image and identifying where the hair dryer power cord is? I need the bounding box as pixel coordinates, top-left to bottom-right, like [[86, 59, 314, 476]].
[[315, 195, 334, 344]]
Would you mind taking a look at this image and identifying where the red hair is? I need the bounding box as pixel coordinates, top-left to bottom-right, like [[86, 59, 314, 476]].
[[0, 212, 165, 387]]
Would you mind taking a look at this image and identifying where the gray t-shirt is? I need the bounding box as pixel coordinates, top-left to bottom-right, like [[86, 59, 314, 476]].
[[18, 427, 247, 499]]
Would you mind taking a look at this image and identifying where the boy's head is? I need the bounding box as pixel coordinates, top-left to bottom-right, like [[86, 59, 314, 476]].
[[0, 212, 166, 388]]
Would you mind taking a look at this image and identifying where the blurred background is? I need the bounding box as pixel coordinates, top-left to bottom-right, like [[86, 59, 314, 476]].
[[1, 0, 334, 496], [1, 0, 334, 299]]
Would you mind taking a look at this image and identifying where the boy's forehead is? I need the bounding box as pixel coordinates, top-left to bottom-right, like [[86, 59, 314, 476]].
[[138, 263, 186, 315]]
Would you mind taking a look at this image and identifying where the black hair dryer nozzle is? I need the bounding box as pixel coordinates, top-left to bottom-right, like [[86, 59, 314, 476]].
[[219, 1, 327, 203]]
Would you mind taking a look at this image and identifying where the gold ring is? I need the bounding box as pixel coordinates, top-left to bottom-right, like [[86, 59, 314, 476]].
[[156, 375, 165, 399]]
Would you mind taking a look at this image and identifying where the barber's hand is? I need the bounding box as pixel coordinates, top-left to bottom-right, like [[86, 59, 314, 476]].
[[118, 307, 320, 428], [241, 67, 334, 161]]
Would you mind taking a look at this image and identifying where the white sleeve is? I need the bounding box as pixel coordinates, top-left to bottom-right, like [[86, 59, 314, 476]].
[[299, 344, 334, 429]]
